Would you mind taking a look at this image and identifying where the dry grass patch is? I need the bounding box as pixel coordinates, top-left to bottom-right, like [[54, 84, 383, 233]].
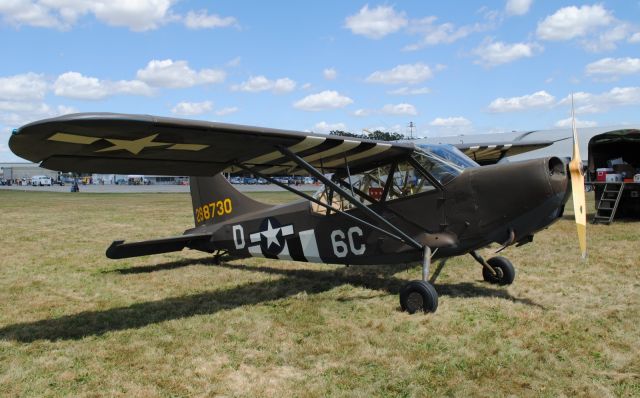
[[0, 190, 638, 397]]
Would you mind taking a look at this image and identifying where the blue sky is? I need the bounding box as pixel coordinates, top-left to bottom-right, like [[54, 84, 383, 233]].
[[1, 1, 639, 162]]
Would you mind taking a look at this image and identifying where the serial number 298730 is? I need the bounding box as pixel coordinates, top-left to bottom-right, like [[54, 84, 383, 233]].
[[195, 198, 232, 223]]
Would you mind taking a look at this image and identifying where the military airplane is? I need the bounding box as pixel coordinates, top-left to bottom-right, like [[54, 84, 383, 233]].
[[8, 112, 587, 313]]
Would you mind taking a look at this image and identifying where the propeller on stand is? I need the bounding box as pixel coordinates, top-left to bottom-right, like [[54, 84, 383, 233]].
[[568, 95, 587, 259]]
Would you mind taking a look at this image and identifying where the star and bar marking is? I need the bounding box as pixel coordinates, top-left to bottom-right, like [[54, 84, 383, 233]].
[[48, 132, 209, 154]]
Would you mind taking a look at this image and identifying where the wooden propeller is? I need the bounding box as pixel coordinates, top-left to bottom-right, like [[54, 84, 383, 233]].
[[568, 95, 587, 259]]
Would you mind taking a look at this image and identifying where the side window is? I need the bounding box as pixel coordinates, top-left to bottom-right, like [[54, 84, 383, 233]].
[[386, 162, 435, 200], [310, 161, 436, 215]]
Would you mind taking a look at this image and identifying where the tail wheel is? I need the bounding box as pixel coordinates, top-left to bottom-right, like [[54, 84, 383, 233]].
[[482, 256, 515, 285], [400, 280, 438, 314]]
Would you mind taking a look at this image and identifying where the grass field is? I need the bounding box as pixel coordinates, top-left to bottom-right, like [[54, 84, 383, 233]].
[[0, 190, 638, 397]]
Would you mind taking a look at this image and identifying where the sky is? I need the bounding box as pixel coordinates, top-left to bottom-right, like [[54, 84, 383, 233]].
[[1, 0, 640, 162]]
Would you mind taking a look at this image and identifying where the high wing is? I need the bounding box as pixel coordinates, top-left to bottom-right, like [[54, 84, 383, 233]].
[[454, 140, 553, 165], [9, 113, 415, 176]]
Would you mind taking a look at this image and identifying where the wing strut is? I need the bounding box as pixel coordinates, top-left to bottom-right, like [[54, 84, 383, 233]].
[[277, 145, 423, 250]]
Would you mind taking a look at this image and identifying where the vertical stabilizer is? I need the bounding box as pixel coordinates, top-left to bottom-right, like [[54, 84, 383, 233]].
[[189, 174, 271, 227]]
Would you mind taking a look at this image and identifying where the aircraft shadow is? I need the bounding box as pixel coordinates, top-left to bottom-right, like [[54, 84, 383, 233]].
[[108, 257, 218, 274], [0, 261, 542, 343]]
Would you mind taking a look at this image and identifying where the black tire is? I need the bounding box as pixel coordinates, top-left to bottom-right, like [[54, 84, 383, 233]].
[[399, 280, 438, 314], [482, 256, 515, 285]]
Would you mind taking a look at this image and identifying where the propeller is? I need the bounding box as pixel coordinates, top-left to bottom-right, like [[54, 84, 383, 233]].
[[568, 95, 587, 259]]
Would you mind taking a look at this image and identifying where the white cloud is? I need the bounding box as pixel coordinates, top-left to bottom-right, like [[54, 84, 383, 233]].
[[89, 0, 175, 31], [583, 24, 635, 52], [473, 39, 541, 67], [387, 86, 431, 95], [183, 10, 237, 29], [488, 90, 555, 113], [344, 4, 407, 39], [505, 0, 533, 16], [536, 4, 613, 41], [352, 109, 371, 117], [53, 72, 152, 100], [0, 0, 177, 31], [0, 1, 61, 28], [226, 57, 242, 67], [381, 103, 417, 116], [0, 73, 47, 101], [215, 107, 238, 116], [559, 87, 640, 114], [404, 17, 489, 50], [586, 57, 640, 76], [554, 117, 597, 128], [366, 63, 435, 85], [323, 68, 337, 80], [313, 121, 347, 134], [232, 75, 296, 94], [136, 59, 225, 88], [0, 1, 242, 32], [171, 100, 213, 116], [429, 116, 471, 127], [0, 101, 76, 127], [630, 32, 640, 43], [293, 90, 353, 111]]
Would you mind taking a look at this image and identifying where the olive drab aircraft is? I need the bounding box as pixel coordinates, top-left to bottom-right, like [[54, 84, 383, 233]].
[[9, 112, 587, 314]]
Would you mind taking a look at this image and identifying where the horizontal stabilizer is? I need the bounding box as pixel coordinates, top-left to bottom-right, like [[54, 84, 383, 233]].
[[106, 233, 211, 259]]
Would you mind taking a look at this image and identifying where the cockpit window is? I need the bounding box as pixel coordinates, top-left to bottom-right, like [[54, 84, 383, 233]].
[[310, 143, 479, 214], [414, 144, 477, 185], [418, 144, 479, 169]]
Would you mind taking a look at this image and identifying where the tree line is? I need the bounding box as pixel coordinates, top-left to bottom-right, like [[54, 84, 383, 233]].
[[329, 130, 406, 141]]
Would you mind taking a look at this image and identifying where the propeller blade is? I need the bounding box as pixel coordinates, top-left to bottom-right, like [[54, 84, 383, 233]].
[[568, 95, 587, 259]]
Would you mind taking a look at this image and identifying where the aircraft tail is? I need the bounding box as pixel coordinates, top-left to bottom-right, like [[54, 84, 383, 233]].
[[189, 174, 271, 227]]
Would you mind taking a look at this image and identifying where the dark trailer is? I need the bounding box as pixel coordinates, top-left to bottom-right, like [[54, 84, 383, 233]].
[[588, 129, 640, 224]]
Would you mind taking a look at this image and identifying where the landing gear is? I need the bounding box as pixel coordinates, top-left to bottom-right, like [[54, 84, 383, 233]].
[[470, 251, 515, 285], [400, 246, 439, 313]]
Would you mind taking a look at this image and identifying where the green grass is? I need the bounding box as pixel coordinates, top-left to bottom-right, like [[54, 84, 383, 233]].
[[0, 190, 638, 397]]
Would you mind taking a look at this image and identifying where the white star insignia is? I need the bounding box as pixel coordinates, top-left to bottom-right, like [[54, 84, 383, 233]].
[[261, 219, 281, 250]]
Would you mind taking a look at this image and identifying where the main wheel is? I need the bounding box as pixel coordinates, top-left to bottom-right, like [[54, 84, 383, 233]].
[[482, 256, 515, 285], [400, 280, 438, 314]]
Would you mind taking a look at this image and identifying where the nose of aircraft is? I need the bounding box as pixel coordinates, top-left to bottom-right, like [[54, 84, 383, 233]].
[[461, 156, 570, 242]]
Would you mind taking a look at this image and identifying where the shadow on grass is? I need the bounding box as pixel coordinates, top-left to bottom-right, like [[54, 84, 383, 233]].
[[108, 257, 218, 274], [0, 261, 542, 342]]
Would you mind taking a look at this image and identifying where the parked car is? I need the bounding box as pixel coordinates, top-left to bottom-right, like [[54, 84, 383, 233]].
[[230, 176, 243, 184], [31, 175, 52, 186], [257, 177, 268, 184], [244, 177, 257, 185]]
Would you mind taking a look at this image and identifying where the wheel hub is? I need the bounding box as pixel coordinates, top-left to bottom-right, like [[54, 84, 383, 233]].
[[406, 292, 424, 312]]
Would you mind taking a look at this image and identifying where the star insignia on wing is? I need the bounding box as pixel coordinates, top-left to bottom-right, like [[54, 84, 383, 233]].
[[47, 132, 209, 154], [95, 134, 169, 155]]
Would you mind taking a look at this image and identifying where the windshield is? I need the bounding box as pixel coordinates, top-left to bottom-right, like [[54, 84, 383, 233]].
[[418, 144, 479, 169], [413, 144, 478, 185]]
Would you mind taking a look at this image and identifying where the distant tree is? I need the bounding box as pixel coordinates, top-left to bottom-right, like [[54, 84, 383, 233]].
[[367, 130, 406, 141], [330, 129, 405, 141], [329, 130, 365, 139]]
